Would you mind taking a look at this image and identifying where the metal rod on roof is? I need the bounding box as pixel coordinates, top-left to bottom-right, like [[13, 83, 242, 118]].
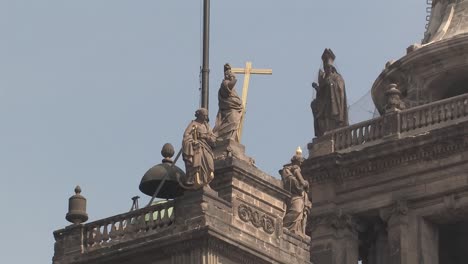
[[201, 0, 210, 113]]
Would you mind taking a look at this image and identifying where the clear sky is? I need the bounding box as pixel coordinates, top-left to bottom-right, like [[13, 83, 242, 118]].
[[0, 1, 426, 263]]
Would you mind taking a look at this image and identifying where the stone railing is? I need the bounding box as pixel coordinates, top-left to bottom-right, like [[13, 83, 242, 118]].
[[312, 93, 468, 156], [331, 117, 384, 151], [84, 200, 175, 250], [400, 94, 468, 133]]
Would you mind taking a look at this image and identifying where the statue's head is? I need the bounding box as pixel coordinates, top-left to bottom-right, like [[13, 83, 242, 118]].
[[290, 146, 304, 165], [224, 63, 233, 79], [195, 108, 209, 122], [321, 48, 336, 65]]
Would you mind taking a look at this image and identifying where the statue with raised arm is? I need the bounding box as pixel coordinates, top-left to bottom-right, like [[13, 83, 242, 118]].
[[311, 49, 348, 137], [213, 63, 243, 142], [280, 147, 312, 236], [180, 108, 216, 189]]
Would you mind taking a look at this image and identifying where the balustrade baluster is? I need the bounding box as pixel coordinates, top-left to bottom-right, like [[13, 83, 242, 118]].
[[109, 221, 118, 239], [338, 132, 344, 150], [102, 224, 109, 242], [139, 215, 147, 232], [440, 105, 446, 122], [117, 219, 125, 237], [169, 207, 175, 222], [364, 125, 370, 142], [376, 120, 382, 138], [123, 218, 132, 235], [87, 227, 95, 246], [359, 127, 366, 144], [464, 99, 468, 115], [447, 104, 453, 120], [452, 100, 460, 119], [154, 210, 162, 228], [458, 100, 462, 117], [94, 226, 102, 245], [400, 113, 407, 132], [427, 107, 433, 125], [422, 109, 428, 127], [161, 209, 170, 227], [148, 210, 155, 229], [433, 106, 437, 122]]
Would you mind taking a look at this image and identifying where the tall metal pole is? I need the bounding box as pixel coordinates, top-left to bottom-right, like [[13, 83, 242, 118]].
[[201, 0, 210, 112]]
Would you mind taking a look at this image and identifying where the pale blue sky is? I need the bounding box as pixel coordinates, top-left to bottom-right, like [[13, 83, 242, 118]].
[[0, 1, 426, 263]]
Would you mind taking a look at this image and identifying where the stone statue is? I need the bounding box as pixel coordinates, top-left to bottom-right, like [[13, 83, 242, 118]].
[[180, 108, 216, 189], [311, 49, 348, 137], [280, 147, 312, 236], [213, 63, 243, 142]]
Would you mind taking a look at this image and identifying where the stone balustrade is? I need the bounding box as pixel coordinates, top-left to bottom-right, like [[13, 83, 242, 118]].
[[84, 200, 175, 250], [331, 117, 384, 151], [313, 93, 468, 156], [400, 93, 468, 132]]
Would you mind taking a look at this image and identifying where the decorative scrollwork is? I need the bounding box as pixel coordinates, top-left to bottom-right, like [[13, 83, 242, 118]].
[[237, 204, 275, 235], [238, 204, 251, 222]]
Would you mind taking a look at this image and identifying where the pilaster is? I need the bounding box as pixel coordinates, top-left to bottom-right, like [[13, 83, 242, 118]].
[[309, 212, 359, 264]]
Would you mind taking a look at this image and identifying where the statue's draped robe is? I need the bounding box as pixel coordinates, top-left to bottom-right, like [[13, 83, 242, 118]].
[[312, 70, 348, 137], [281, 165, 312, 235], [213, 77, 243, 141], [181, 120, 215, 189]]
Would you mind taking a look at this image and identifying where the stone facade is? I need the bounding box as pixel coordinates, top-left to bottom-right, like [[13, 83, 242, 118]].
[[305, 93, 468, 263], [53, 151, 311, 264]]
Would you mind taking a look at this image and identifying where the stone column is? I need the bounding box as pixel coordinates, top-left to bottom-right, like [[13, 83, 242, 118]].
[[310, 213, 359, 264], [367, 222, 390, 264], [381, 200, 417, 264], [419, 218, 439, 264]]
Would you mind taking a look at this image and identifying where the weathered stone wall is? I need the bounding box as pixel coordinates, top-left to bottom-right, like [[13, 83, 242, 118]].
[[304, 120, 468, 264]]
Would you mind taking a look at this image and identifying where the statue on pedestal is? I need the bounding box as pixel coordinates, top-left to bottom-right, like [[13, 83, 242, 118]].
[[311, 49, 348, 137], [180, 108, 216, 189], [213, 63, 243, 142], [280, 147, 312, 236]]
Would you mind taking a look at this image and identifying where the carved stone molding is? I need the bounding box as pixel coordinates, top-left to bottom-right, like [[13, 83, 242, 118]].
[[308, 211, 361, 235], [237, 204, 275, 235], [306, 132, 468, 183]]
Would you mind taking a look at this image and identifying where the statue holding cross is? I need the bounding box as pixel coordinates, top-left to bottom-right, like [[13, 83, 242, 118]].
[[213, 64, 243, 142], [213, 62, 272, 144]]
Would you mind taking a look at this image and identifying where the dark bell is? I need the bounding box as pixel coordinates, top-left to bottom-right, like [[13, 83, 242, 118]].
[[66, 186, 88, 224], [139, 143, 185, 199]]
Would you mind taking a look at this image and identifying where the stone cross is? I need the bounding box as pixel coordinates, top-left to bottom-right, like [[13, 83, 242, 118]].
[[231, 61, 272, 141]]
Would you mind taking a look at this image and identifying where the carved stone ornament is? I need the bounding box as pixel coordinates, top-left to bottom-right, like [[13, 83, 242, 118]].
[[308, 212, 361, 234], [238, 204, 275, 234], [307, 133, 468, 183]]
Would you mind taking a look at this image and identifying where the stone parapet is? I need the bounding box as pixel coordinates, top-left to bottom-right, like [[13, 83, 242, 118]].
[[309, 92, 468, 158]]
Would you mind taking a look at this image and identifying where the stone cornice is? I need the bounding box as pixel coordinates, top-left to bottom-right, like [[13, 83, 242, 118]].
[[303, 122, 468, 184]]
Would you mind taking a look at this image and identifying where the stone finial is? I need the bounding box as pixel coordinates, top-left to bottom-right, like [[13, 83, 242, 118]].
[[406, 44, 421, 54], [161, 143, 175, 163], [296, 146, 302, 156], [385, 84, 404, 113], [66, 185, 88, 225], [385, 60, 395, 69]]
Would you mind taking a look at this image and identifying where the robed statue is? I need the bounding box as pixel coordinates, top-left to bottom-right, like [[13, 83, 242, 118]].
[[311, 49, 348, 137], [280, 147, 312, 236], [180, 108, 216, 189], [213, 63, 243, 142]]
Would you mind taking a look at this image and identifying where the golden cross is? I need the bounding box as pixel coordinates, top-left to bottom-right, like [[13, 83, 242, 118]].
[[231, 61, 272, 142]]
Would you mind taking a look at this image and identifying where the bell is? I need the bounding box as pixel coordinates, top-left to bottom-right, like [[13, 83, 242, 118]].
[[139, 143, 185, 199], [66, 186, 88, 224]]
